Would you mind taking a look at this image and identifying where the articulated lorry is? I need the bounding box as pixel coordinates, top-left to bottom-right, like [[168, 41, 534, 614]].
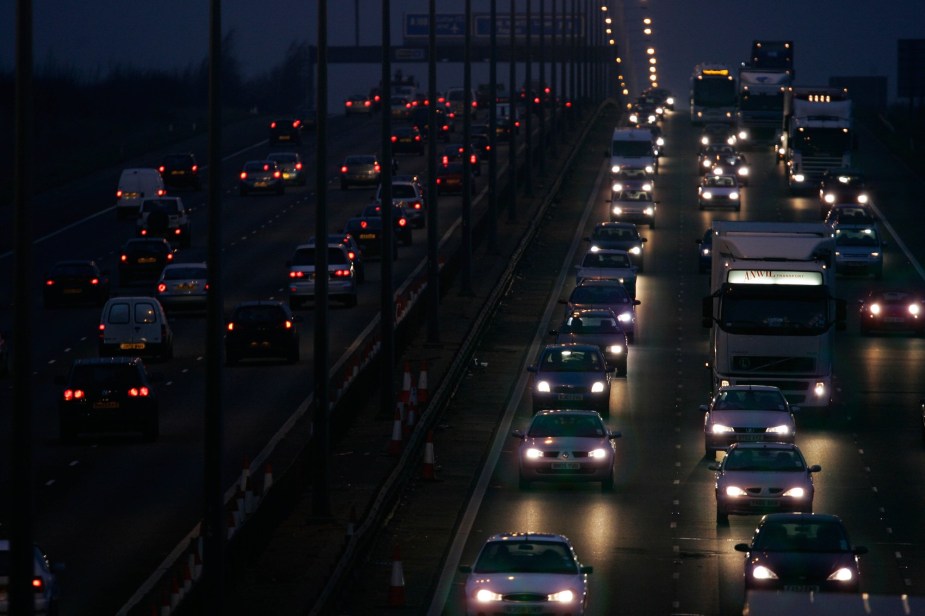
[[702, 221, 845, 410], [735, 67, 792, 148], [781, 87, 855, 194]]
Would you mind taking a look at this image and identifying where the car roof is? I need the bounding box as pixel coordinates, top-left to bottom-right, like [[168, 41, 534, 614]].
[[162, 262, 207, 270], [727, 441, 798, 452], [483, 532, 571, 543], [543, 342, 602, 352], [759, 512, 843, 525], [72, 356, 143, 367], [533, 409, 603, 419], [568, 308, 619, 318]]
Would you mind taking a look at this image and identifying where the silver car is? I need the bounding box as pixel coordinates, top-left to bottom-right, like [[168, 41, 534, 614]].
[[610, 188, 657, 228], [287, 243, 358, 309], [512, 409, 621, 490], [155, 262, 209, 312], [459, 532, 592, 616], [701, 384, 797, 456], [574, 249, 637, 298], [267, 152, 306, 186], [709, 442, 820, 523]]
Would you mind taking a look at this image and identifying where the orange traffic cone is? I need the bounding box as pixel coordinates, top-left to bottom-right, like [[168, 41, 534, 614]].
[[399, 361, 412, 404], [417, 360, 429, 405], [388, 404, 403, 456], [422, 430, 437, 480], [387, 544, 406, 607]]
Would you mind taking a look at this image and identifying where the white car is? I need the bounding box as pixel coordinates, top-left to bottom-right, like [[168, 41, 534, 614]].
[[574, 249, 638, 298], [698, 174, 741, 210], [459, 532, 592, 616], [98, 296, 174, 361], [512, 409, 621, 490], [287, 243, 358, 309], [709, 442, 820, 523], [156, 262, 209, 312], [701, 384, 797, 455], [610, 188, 657, 228]]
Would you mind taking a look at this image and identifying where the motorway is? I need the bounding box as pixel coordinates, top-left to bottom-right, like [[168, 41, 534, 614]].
[[0, 104, 550, 615], [327, 106, 925, 615]]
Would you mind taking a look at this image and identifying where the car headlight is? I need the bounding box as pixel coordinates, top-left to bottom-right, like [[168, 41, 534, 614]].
[[536, 381, 551, 393], [590, 245, 602, 252], [724, 486, 748, 497], [656, 137, 665, 146], [644, 207, 655, 216], [827, 568, 854, 582], [525, 447, 544, 459], [645, 165, 655, 174], [729, 191, 740, 200], [738, 130, 748, 140], [752, 565, 779, 580], [613, 206, 623, 215], [814, 382, 826, 397], [713, 167, 724, 175], [612, 182, 623, 192], [629, 246, 641, 255], [611, 164, 621, 173], [588, 448, 609, 459], [738, 168, 749, 176], [702, 159, 713, 169], [870, 252, 880, 258], [824, 193, 836, 204], [701, 248, 711, 257], [793, 173, 805, 182], [607, 345, 624, 354], [591, 381, 606, 393], [857, 194, 869, 204], [642, 182, 653, 191], [711, 424, 734, 434], [548, 589, 576, 603], [629, 114, 639, 124], [782, 487, 805, 498], [909, 304, 920, 316], [702, 192, 713, 200], [475, 589, 504, 603], [617, 312, 631, 323], [869, 303, 881, 315], [766, 425, 791, 435]]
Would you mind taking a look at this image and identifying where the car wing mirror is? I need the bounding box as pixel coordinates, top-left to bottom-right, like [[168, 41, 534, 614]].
[[734, 543, 750, 553], [609, 431, 622, 439], [808, 464, 822, 473], [527, 365, 537, 373], [633, 299, 641, 306], [511, 429, 525, 439]]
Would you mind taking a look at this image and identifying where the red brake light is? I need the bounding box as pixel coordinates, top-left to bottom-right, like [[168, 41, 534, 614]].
[[442, 155, 449, 165], [295, 162, 302, 170], [470, 154, 477, 164], [333, 269, 351, 278], [157, 188, 166, 196], [116, 190, 123, 198], [374, 164, 381, 172], [140, 229, 148, 236], [32, 577, 44, 592], [360, 220, 368, 229], [240, 171, 248, 179], [414, 135, 421, 142], [365, 101, 372, 108], [398, 218, 408, 227], [270, 121, 278, 129], [45, 279, 54, 286], [63, 388, 85, 401], [166, 253, 174, 261], [289, 271, 305, 278], [340, 165, 348, 173], [191, 165, 198, 172], [273, 171, 282, 179], [158, 166, 166, 173], [90, 278, 99, 285], [99, 324, 105, 332], [129, 387, 149, 397], [284, 320, 293, 329], [345, 101, 353, 107], [120, 254, 127, 262], [293, 120, 301, 128], [391, 136, 398, 143], [347, 250, 357, 260], [227, 322, 235, 331], [157, 283, 167, 293]]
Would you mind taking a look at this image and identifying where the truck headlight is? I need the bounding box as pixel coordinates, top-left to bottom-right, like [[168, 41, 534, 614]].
[[814, 382, 826, 397], [591, 381, 606, 393], [611, 165, 621, 173]]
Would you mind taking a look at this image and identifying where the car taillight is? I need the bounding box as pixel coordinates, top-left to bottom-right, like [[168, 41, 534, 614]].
[[412, 202, 422, 210], [157, 188, 166, 196], [366, 101, 372, 108], [270, 121, 278, 129], [32, 577, 45, 593], [191, 165, 198, 172], [284, 320, 293, 329], [240, 171, 248, 179], [273, 171, 281, 179], [436, 178, 443, 185], [289, 271, 305, 278], [120, 254, 127, 262], [227, 322, 235, 331], [98, 324, 105, 333], [374, 164, 381, 172], [45, 279, 54, 286], [442, 156, 449, 165], [295, 162, 302, 170], [116, 189, 123, 198], [470, 154, 477, 164], [158, 166, 166, 173], [414, 135, 421, 142], [360, 220, 369, 229], [157, 283, 167, 293], [345, 101, 353, 107], [90, 278, 99, 285], [391, 136, 398, 143], [398, 218, 408, 227], [347, 250, 357, 260], [174, 228, 181, 236], [140, 229, 148, 236], [293, 120, 301, 128], [128, 386, 150, 397], [166, 253, 174, 261], [333, 269, 351, 278], [63, 389, 85, 401]]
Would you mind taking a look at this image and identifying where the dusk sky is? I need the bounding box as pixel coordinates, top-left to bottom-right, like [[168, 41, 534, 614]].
[[2, 1, 923, 107]]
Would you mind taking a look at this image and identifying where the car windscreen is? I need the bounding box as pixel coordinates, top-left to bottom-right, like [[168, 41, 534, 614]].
[[70, 364, 140, 388], [292, 248, 349, 266], [723, 448, 805, 472], [528, 414, 605, 438], [51, 263, 95, 277], [234, 306, 285, 323], [162, 267, 207, 280], [581, 253, 631, 268], [391, 185, 418, 199], [540, 348, 604, 371], [570, 285, 630, 304], [474, 541, 577, 574]]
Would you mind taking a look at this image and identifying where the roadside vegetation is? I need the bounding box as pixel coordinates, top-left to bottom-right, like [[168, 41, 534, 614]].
[[0, 35, 315, 203]]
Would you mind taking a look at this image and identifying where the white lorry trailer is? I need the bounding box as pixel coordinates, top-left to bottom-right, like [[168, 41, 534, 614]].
[[702, 221, 846, 410], [735, 67, 792, 148]]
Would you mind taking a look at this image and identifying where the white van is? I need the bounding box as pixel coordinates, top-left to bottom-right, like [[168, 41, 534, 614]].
[[609, 128, 658, 175], [115, 168, 166, 219], [98, 296, 174, 361]]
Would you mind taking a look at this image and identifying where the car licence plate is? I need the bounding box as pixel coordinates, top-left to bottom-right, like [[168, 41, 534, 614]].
[[884, 317, 905, 323], [254, 181, 268, 187], [359, 233, 376, 240], [93, 401, 120, 409], [138, 257, 156, 264], [120, 342, 146, 350], [784, 585, 819, 592], [551, 462, 580, 470], [63, 288, 82, 294], [737, 434, 764, 441], [557, 393, 584, 401], [749, 499, 779, 507], [171, 170, 184, 175]]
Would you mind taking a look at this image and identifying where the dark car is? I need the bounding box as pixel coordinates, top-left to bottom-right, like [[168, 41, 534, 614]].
[[696, 227, 714, 274], [734, 513, 867, 593], [342, 217, 398, 261], [562, 279, 641, 343], [409, 106, 452, 141], [435, 162, 474, 195], [158, 152, 201, 190], [550, 309, 629, 376], [858, 289, 925, 335], [268, 118, 303, 145], [226, 301, 301, 365], [239, 160, 285, 196], [360, 201, 413, 246], [390, 125, 425, 155], [57, 356, 159, 442], [118, 238, 175, 285], [267, 151, 307, 186], [584, 222, 648, 271], [819, 167, 870, 217], [527, 343, 612, 415], [441, 143, 481, 176], [43, 259, 110, 308]]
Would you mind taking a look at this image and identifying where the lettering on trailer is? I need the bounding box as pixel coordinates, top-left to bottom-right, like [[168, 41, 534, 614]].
[[727, 270, 824, 285]]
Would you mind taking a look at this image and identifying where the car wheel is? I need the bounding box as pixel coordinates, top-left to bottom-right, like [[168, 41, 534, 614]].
[[518, 475, 531, 490], [617, 362, 628, 378], [602, 471, 615, 492], [716, 509, 728, 524]]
